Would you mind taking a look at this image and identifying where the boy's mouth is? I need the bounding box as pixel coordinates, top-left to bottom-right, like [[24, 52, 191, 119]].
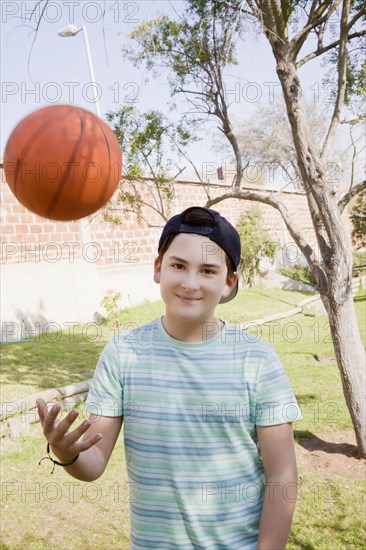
[[176, 294, 202, 302]]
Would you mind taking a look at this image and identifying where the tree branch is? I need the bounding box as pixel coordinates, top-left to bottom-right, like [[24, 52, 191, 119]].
[[272, 0, 287, 40], [296, 30, 366, 68], [306, 1, 323, 23], [338, 180, 366, 213], [246, 0, 261, 19], [117, 187, 169, 223], [176, 87, 213, 100], [290, 0, 341, 60], [205, 190, 323, 273], [320, 0, 351, 162], [347, 7, 366, 31], [165, 130, 211, 200]]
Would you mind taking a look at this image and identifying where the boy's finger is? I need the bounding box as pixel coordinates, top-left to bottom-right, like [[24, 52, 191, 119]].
[[76, 433, 103, 454], [36, 398, 47, 424], [64, 418, 92, 446], [36, 399, 60, 424], [41, 403, 62, 434], [54, 408, 80, 436]]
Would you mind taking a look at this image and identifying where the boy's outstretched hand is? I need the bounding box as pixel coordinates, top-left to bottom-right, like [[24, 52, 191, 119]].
[[36, 398, 102, 464], [36, 399, 123, 481]]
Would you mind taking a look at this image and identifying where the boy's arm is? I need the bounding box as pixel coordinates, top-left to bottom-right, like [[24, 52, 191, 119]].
[[256, 423, 298, 550], [37, 399, 123, 482]]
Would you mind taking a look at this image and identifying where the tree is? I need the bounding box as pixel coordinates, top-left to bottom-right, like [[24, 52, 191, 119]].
[[350, 191, 366, 249], [125, 0, 366, 456], [213, 96, 337, 190], [124, 2, 246, 187], [104, 106, 203, 226], [237, 208, 279, 286]]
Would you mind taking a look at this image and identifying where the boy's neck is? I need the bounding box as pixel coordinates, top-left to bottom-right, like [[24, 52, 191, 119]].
[[161, 315, 224, 343]]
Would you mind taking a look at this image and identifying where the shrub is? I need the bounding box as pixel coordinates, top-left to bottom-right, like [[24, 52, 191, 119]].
[[236, 208, 279, 287], [279, 264, 317, 287], [100, 289, 122, 330], [353, 251, 366, 277], [350, 192, 366, 249]]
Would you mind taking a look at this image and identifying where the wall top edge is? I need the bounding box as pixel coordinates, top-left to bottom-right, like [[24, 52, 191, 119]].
[[0, 164, 306, 196]]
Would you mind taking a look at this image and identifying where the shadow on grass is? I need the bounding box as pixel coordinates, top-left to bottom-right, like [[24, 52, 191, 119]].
[[294, 429, 314, 442], [280, 352, 329, 363], [288, 538, 316, 550], [0, 333, 104, 390], [296, 431, 359, 458], [296, 393, 318, 404]]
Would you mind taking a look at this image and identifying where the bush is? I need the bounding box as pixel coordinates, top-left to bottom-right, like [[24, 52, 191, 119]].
[[279, 264, 317, 287], [350, 192, 366, 249], [100, 289, 122, 329], [279, 253, 365, 285], [236, 208, 279, 287], [353, 251, 366, 277]]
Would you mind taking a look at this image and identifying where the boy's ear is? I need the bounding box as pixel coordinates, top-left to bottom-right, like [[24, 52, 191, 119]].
[[153, 257, 162, 284], [221, 271, 238, 300]]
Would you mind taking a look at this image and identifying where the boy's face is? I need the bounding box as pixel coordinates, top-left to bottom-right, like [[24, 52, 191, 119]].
[[154, 233, 238, 325]]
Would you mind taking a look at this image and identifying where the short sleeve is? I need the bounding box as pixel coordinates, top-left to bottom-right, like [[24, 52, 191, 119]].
[[254, 346, 302, 426], [85, 338, 123, 417]]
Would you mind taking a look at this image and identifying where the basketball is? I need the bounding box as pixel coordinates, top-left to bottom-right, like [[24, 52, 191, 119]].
[[3, 105, 122, 221]]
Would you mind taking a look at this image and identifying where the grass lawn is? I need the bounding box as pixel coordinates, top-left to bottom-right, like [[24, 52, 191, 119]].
[[0, 286, 307, 403], [1, 285, 365, 549]]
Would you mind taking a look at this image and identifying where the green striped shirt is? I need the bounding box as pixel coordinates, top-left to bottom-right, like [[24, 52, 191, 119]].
[[86, 318, 302, 549]]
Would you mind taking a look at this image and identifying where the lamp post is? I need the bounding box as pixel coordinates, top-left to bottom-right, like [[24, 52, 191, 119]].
[[58, 23, 101, 117], [57, 23, 102, 245]]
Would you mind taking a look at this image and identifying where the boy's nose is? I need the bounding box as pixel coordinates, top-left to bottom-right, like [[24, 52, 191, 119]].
[[181, 272, 200, 291]]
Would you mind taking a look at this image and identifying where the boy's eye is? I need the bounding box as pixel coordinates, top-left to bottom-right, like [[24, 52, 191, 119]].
[[170, 264, 216, 275]]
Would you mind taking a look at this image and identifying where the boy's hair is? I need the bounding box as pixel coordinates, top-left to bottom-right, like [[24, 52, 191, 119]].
[[157, 205, 241, 303]]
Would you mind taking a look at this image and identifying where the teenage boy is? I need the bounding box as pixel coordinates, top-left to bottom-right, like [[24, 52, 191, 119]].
[[37, 206, 302, 549]]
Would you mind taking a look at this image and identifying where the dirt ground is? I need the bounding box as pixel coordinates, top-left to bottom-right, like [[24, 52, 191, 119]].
[[296, 429, 366, 480]]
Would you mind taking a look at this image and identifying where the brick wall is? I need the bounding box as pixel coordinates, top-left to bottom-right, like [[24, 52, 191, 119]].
[[1, 171, 352, 264], [0, 166, 353, 333]]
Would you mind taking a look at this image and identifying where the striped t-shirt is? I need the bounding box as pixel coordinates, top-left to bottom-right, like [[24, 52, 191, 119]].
[[85, 318, 302, 549]]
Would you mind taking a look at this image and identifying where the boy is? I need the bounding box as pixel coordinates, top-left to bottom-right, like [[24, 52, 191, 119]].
[[37, 206, 302, 549]]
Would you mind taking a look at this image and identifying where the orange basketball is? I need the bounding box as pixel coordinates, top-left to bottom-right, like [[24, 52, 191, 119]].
[[3, 105, 122, 221]]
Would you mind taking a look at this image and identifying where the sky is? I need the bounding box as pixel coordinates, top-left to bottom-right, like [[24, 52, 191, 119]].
[[0, 0, 349, 185]]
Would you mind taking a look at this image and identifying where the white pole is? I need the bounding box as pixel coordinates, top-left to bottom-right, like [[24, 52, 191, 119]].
[[58, 24, 101, 245], [81, 24, 101, 118], [79, 24, 101, 245], [58, 23, 102, 247]]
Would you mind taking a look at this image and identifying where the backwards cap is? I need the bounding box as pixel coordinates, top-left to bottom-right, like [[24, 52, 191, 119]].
[[158, 206, 241, 303]]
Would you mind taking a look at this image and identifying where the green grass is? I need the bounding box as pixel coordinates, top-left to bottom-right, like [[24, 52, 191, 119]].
[[0, 286, 308, 403], [268, 287, 366, 434], [1, 428, 364, 550], [216, 285, 308, 323], [1, 285, 365, 549], [0, 424, 130, 550], [0, 332, 107, 403], [288, 469, 366, 549], [261, 311, 353, 433]]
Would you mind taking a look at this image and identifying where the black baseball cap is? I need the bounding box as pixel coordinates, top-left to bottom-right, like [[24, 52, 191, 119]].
[[158, 206, 241, 303]]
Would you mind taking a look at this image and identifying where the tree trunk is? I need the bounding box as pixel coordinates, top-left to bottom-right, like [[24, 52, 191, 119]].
[[322, 281, 366, 458], [263, 34, 366, 457], [220, 121, 243, 190]]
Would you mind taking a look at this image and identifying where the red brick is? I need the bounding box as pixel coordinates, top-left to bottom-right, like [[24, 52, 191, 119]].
[[30, 225, 44, 234], [37, 234, 53, 243], [62, 233, 77, 241], [15, 224, 31, 234]]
